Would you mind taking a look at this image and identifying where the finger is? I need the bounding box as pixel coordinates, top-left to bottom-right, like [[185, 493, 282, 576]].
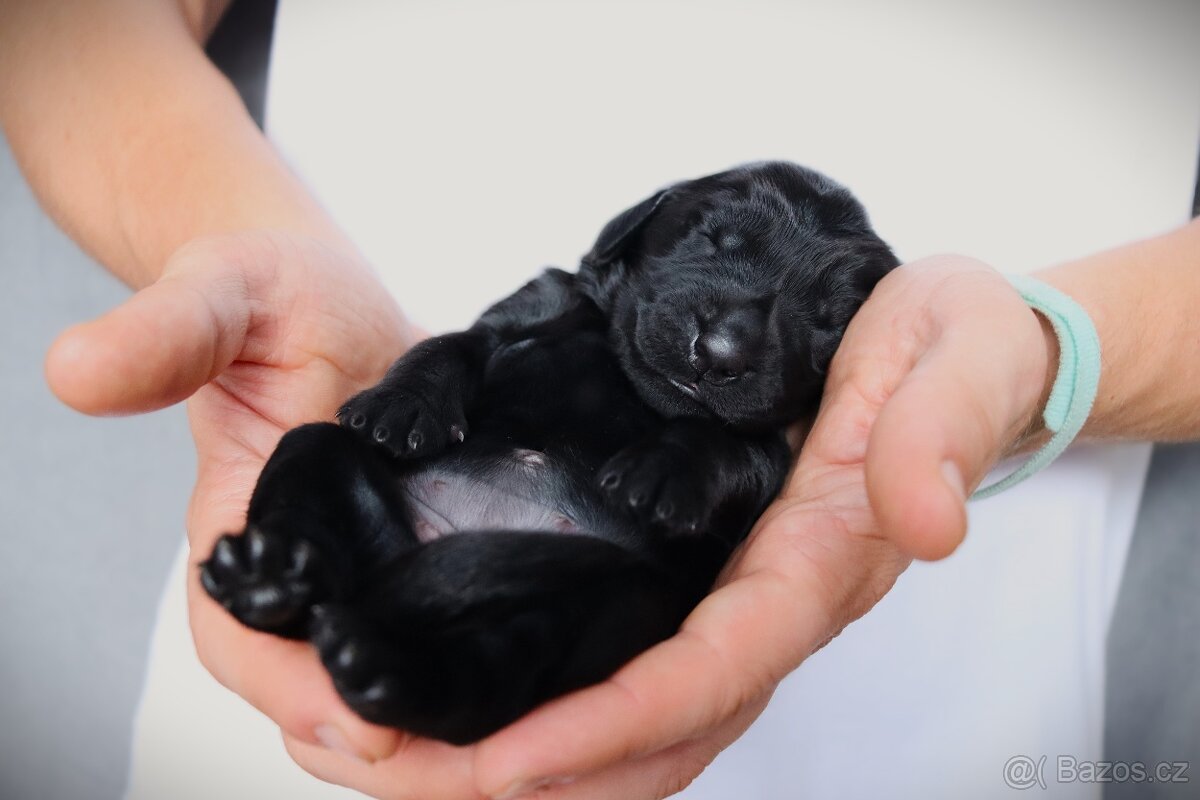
[[285, 711, 752, 800], [282, 731, 481, 800], [520, 740, 720, 800], [45, 251, 252, 415], [506, 694, 769, 800], [474, 509, 901, 799], [864, 281, 1049, 560]]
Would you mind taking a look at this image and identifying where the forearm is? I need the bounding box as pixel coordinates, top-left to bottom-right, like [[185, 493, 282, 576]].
[[1037, 218, 1200, 442], [0, 0, 346, 288]]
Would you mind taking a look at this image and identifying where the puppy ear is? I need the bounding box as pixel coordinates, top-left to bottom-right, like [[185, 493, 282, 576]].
[[583, 188, 671, 267]]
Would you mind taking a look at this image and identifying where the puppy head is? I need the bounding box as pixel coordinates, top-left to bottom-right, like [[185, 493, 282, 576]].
[[580, 161, 899, 430]]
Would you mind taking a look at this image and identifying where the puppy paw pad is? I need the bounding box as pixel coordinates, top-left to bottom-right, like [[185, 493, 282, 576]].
[[199, 528, 322, 632]]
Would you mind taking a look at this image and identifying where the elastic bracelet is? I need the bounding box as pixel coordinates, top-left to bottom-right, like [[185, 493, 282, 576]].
[[970, 275, 1101, 500]]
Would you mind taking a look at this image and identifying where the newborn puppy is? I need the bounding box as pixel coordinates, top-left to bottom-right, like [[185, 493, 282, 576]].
[[199, 161, 898, 745]]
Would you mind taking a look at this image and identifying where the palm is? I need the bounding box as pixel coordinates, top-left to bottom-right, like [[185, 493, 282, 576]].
[[731, 385, 908, 646], [633, 367, 913, 791], [165, 233, 413, 750], [183, 231, 408, 542]]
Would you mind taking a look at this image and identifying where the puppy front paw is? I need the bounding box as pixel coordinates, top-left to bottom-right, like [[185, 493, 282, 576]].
[[597, 440, 714, 534], [338, 382, 467, 460], [199, 527, 324, 638]]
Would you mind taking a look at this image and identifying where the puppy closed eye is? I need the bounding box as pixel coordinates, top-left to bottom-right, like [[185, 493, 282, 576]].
[[812, 296, 857, 332], [700, 229, 744, 251], [718, 231, 745, 250], [812, 299, 836, 330], [811, 274, 862, 328], [809, 330, 841, 373]]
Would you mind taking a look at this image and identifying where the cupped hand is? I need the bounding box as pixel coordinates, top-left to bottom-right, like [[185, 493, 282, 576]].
[[44, 230, 425, 763]]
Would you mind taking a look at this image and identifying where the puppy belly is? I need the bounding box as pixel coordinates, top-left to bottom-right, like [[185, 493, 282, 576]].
[[400, 449, 584, 543]]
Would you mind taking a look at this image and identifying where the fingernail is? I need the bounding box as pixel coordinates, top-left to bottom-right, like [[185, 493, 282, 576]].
[[314, 723, 371, 764], [941, 460, 965, 501], [495, 775, 576, 799]]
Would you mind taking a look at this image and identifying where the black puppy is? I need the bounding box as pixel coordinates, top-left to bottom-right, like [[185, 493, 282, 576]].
[[199, 161, 898, 745]]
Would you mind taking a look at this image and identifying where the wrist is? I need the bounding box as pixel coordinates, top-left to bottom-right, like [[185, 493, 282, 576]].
[[1030, 220, 1200, 443], [113, 93, 352, 287], [1007, 307, 1060, 455], [971, 273, 1103, 499]]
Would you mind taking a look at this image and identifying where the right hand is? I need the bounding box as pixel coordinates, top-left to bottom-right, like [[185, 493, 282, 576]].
[[46, 230, 425, 764]]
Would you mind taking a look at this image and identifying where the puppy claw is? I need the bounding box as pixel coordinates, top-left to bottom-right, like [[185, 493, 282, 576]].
[[340, 381, 467, 461]]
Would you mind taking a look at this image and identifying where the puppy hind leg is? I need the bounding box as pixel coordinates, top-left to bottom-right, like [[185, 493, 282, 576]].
[[201, 423, 419, 639], [246, 422, 422, 557], [312, 531, 689, 744], [201, 515, 334, 640]]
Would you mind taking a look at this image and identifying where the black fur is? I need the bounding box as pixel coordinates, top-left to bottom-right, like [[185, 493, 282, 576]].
[[199, 161, 899, 745]]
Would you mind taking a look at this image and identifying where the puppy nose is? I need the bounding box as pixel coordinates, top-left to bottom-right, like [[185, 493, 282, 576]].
[[691, 332, 745, 382], [689, 307, 765, 383]]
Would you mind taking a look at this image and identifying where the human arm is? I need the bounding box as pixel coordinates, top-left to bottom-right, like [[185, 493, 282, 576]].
[[1039, 218, 1200, 442], [0, 0, 411, 762], [0, 0, 349, 291]]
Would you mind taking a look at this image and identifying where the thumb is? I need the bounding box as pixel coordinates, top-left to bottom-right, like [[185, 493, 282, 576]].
[[45, 263, 251, 416], [864, 307, 1048, 561]]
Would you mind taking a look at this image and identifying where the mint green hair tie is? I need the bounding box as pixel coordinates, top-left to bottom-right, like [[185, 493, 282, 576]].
[[971, 275, 1101, 500]]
